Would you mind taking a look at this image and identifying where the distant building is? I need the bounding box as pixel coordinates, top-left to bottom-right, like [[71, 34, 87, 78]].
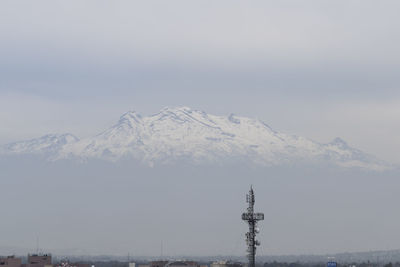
[[146, 261, 199, 267], [55, 262, 91, 267], [129, 263, 136, 267], [26, 254, 52, 267], [150, 261, 169, 267], [210, 261, 243, 267], [0, 256, 22, 267], [165, 261, 198, 267]]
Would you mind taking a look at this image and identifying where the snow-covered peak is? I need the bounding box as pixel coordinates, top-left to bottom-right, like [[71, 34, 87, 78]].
[[1, 133, 79, 155], [329, 137, 349, 149], [150, 106, 210, 124], [0, 107, 392, 170], [119, 110, 142, 121], [228, 113, 240, 124], [154, 106, 197, 118], [116, 111, 143, 128]]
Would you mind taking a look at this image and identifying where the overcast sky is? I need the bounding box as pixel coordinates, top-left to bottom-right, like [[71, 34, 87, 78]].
[[1, 0, 400, 164]]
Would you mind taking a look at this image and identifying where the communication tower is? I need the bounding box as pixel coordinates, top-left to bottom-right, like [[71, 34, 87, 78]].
[[242, 186, 264, 267]]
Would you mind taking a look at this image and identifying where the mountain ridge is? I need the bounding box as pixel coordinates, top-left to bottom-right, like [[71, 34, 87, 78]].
[[0, 107, 391, 170]]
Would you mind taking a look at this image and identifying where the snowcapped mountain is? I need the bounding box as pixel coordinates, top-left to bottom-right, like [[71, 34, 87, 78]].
[[1, 133, 79, 158], [0, 107, 390, 170]]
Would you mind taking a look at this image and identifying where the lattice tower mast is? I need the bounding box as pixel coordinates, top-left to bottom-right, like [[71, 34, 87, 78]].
[[242, 186, 264, 267]]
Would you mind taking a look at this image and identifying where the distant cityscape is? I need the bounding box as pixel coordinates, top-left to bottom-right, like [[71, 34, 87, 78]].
[[0, 254, 245, 267], [2, 253, 400, 267], [0, 254, 89, 267]]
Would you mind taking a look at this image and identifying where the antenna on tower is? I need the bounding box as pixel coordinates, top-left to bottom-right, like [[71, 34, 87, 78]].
[[242, 186, 264, 267]]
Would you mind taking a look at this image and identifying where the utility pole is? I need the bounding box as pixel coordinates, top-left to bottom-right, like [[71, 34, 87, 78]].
[[242, 186, 264, 267]]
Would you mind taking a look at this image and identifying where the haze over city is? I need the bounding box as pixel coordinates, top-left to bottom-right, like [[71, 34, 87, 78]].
[[1, 0, 400, 260]]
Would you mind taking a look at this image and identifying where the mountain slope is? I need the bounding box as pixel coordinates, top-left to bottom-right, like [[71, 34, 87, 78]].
[[1, 133, 79, 158], [0, 107, 390, 170]]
